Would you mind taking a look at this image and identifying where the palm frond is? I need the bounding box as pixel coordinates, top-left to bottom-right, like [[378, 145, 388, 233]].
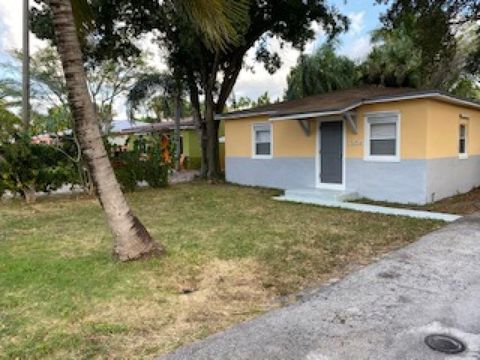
[[71, 0, 94, 35], [127, 73, 176, 118], [175, 0, 251, 50]]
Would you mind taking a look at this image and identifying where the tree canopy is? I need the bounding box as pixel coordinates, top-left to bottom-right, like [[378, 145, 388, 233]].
[[156, 0, 349, 176], [285, 43, 357, 100], [358, 21, 422, 88], [370, 0, 480, 95]]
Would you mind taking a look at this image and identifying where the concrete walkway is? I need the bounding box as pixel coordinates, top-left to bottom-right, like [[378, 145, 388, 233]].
[[274, 189, 462, 222], [159, 213, 480, 360], [275, 196, 462, 222]]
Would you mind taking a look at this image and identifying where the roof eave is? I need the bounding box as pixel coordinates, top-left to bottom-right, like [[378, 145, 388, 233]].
[[217, 91, 480, 122], [216, 111, 277, 121], [269, 93, 480, 121]]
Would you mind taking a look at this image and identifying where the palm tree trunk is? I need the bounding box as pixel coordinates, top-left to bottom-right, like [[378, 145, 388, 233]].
[[50, 0, 164, 261]]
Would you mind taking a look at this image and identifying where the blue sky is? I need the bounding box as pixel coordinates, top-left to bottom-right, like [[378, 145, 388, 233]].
[[334, 0, 387, 58], [0, 0, 387, 119], [233, 1, 388, 102]]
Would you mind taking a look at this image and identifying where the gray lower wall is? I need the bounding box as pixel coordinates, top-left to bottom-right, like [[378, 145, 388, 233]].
[[426, 155, 480, 202], [226, 156, 480, 205], [345, 159, 428, 205], [226, 157, 316, 189]]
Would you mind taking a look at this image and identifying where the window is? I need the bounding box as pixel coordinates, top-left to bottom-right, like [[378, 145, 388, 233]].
[[252, 123, 272, 158], [459, 123, 467, 158], [365, 112, 400, 161]]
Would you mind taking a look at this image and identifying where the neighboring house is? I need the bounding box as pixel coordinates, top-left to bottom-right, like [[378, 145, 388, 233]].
[[125, 118, 226, 170], [219, 87, 480, 205], [31, 130, 73, 145], [107, 120, 150, 147]]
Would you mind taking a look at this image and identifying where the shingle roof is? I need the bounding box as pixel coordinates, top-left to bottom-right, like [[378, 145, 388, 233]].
[[120, 118, 196, 134], [220, 86, 480, 120]]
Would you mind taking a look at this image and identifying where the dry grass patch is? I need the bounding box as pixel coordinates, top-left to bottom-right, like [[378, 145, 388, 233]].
[[0, 182, 442, 359]]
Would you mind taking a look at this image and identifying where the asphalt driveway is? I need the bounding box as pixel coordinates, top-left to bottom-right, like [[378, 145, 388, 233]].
[[159, 213, 480, 360]]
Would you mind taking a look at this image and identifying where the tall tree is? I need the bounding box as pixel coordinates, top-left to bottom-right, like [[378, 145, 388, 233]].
[[0, 102, 21, 144], [157, 1, 348, 178], [49, 0, 163, 261], [45, 0, 247, 261], [359, 22, 422, 88], [285, 43, 357, 100], [128, 72, 186, 169], [373, 0, 480, 91]]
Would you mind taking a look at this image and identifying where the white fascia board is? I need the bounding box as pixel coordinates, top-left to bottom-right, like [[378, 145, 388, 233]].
[[216, 111, 276, 121], [270, 103, 360, 121], [434, 94, 480, 110], [363, 93, 480, 110]]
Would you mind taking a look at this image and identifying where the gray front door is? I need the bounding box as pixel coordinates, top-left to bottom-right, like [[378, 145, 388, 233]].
[[320, 121, 343, 184]]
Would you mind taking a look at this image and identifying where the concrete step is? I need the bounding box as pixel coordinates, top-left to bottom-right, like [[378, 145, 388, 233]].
[[284, 188, 359, 202]]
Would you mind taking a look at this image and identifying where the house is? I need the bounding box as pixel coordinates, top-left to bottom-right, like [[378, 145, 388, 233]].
[[107, 120, 150, 148], [219, 87, 480, 205], [125, 118, 226, 170]]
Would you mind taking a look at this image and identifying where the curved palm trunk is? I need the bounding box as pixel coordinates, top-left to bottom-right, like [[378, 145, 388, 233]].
[[50, 0, 163, 261]]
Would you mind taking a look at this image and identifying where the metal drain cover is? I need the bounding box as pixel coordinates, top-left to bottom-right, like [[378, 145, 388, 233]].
[[425, 334, 466, 354]]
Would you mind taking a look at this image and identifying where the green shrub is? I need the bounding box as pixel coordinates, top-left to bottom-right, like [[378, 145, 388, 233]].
[[110, 135, 169, 191], [143, 154, 169, 189], [111, 150, 141, 192], [0, 134, 77, 201], [113, 165, 138, 193]]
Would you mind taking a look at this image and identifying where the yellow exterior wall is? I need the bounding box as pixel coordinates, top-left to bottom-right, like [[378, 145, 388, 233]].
[[225, 98, 480, 160], [224, 115, 316, 158], [273, 119, 317, 157], [346, 99, 429, 159], [224, 115, 267, 157], [426, 99, 480, 158]]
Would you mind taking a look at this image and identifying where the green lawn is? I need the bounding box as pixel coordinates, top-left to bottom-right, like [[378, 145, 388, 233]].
[[0, 182, 442, 359]]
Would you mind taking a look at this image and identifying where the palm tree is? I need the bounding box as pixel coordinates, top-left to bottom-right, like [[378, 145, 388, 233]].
[[128, 72, 185, 170], [49, 0, 246, 261], [285, 43, 357, 100], [359, 25, 422, 88]]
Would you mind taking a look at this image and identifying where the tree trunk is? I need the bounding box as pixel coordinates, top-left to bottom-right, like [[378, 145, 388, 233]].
[[23, 185, 36, 204], [205, 105, 221, 178], [189, 83, 208, 177], [174, 90, 181, 171], [50, 0, 163, 261], [204, 87, 221, 179], [199, 123, 209, 177]]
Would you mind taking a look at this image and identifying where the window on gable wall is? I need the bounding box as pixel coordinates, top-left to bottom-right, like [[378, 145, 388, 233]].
[[459, 123, 467, 158], [252, 123, 272, 158]]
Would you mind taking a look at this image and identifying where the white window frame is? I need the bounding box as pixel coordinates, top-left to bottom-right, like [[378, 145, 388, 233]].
[[252, 123, 273, 159], [364, 111, 401, 162], [459, 122, 468, 159]]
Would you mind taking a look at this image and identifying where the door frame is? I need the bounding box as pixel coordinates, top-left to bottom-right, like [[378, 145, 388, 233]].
[[315, 117, 346, 190]]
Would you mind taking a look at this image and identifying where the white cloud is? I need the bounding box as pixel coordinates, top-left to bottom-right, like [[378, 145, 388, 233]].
[[339, 35, 372, 61], [233, 21, 327, 102], [136, 31, 168, 72], [0, 1, 48, 54], [233, 37, 301, 101], [348, 11, 366, 35]]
